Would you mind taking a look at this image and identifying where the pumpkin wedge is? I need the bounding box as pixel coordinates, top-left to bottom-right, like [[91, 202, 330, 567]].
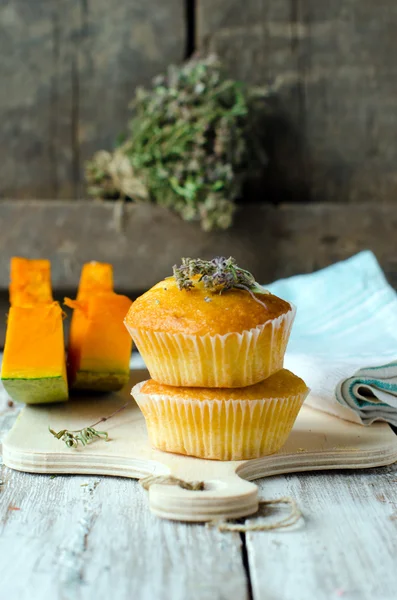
[[65, 292, 132, 392], [66, 262, 118, 390], [10, 257, 53, 306], [76, 261, 113, 300], [1, 302, 68, 404]]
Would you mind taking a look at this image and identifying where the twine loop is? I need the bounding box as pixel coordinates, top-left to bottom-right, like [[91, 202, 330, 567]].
[[139, 474, 205, 492], [140, 475, 302, 532], [208, 496, 302, 532]]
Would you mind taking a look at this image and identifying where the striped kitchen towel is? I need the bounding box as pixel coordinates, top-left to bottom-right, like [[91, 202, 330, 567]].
[[268, 250, 397, 426]]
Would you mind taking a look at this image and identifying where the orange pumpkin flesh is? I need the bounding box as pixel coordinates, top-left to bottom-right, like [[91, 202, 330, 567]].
[[2, 257, 68, 404], [77, 262, 113, 299], [1, 303, 68, 404], [10, 257, 53, 307], [67, 262, 114, 377], [65, 293, 133, 391]]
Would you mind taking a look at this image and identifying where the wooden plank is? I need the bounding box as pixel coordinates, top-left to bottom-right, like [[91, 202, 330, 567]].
[[0, 1, 185, 199], [198, 0, 397, 204], [0, 201, 396, 293], [0, 470, 249, 600], [197, 0, 294, 43], [246, 466, 397, 600]]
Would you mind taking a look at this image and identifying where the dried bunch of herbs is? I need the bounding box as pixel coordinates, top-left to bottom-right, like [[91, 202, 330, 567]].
[[86, 55, 268, 231]]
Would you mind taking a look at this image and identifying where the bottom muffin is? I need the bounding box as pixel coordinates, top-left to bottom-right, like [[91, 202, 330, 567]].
[[131, 369, 309, 461]]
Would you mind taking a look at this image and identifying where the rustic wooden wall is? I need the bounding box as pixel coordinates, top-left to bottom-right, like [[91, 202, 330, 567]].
[[0, 201, 396, 291], [198, 0, 397, 204], [0, 0, 185, 199], [2, 0, 396, 204]]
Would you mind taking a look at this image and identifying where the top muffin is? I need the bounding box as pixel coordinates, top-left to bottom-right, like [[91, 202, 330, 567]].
[[125, 275, 291, 336], [124, 257, 295, 388]]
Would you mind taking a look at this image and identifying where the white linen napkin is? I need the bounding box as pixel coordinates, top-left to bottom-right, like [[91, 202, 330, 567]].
[[267, 251, 397, 426]]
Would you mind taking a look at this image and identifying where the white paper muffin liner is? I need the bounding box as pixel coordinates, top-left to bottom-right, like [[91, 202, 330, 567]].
[[125, 306, 295, 388], [132, 378, 307, 460]]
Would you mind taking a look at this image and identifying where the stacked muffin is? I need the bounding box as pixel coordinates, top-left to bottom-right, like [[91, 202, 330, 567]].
[[124, 258, 309, 460]]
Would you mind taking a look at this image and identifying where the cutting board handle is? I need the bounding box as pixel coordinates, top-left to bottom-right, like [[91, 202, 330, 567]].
[[146, 474, 259, 522]]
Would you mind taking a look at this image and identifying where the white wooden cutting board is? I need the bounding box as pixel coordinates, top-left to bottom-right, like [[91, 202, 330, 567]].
[[3, 369, 397, 522]]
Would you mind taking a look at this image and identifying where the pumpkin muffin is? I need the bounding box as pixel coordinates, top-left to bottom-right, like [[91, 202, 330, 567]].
[[124, 257, 295, 388], [132, 369, 309, 460]]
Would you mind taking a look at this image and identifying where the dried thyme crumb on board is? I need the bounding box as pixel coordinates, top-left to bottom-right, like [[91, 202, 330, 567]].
[[48, 403, 128, 450]]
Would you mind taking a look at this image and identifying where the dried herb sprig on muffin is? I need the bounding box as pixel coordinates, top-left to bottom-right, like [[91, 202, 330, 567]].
[[173, 257, 268, 307]]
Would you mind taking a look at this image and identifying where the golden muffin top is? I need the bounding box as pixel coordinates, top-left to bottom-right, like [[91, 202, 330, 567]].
[[125, 277, 291, 336], [125, 256, 292, 336], [139, 369, 309, 401]]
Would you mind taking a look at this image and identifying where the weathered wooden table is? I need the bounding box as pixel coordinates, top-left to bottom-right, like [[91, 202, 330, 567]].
[[1, 376, 397, 600]]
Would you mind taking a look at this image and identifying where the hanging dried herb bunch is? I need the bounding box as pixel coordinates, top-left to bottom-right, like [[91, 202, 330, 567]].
[[85, 55, 268, 231]]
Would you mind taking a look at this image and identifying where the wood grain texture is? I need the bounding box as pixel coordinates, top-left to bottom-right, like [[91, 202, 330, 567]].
[[0, 201, 395, 295], [198, 0, 397, 204], [247, 467, 397, 600], [0, 472, 248, 600], [0, 0, 185, 199], [0, 393, 249, 600]]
